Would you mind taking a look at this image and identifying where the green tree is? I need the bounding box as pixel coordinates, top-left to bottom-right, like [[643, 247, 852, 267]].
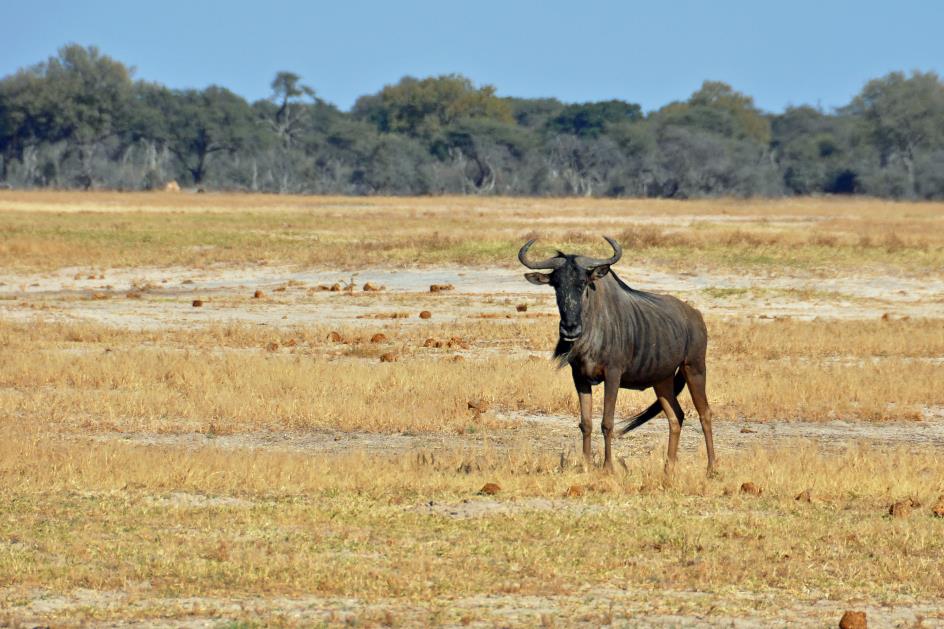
[[157, 86, 262, 185], [352, 75, 512, 138], [547, 100, 642, 137], [846, 71, 944, 197]]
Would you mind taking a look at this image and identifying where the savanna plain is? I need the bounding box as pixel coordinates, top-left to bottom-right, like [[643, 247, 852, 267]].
[[1, 192, 944, 627]]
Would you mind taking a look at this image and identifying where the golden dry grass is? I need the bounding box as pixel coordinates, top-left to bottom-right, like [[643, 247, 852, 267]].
[[1, 317, 941, 437], [3, 193, 943, 624], [2, 191, 943, 273], [1, 435, 943, 624]]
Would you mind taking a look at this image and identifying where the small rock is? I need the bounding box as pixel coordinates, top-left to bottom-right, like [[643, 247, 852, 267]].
[[126, 291, 142, 299], [740, 482, 762, 496], [932, 495, 944, 518], [516, 304, 528, 312], [451, 355, 465, 362], [192, 299, 203, 307], [565, 485, 585, 498], [327, 331, 343, 343], [419, 310, 432, 319], [329, 283, 342, 292], [839, 610, 867, 629], [479, 482, 501, 496], [740, 427, 757, 434], [795, 489, 812, 503], [90, 292, 109, 300], [370, 333, 388, 343], [181, 279, 194, 284], [880, 312, 890, 322], [467, 399, 489, 414], [363, 282, 384, 292], [888, 498, 917, 518], [379, 352, 398, 363], [273, 286, 287, 292], [265, 341, 279, 352], [429, 283, 454, 293], [423, 337, 438, 348], [253, 290, 265, 299]]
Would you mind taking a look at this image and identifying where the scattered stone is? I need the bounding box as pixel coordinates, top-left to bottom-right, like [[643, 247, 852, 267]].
[[181, 279, 194, 284], [327, 331, 343, 343], [265, 341, 279, 352], [253, 290, 265, 299], [430, 283, 455, 293], [273, 286, 287, 292], [419, 310, 432, 319], [126, 291, 142, 299], [839, 610, 867, 629], [565, 485, 585, 498], [740, 427, 757, 434], [467, 399, 489, 414], [447, 336, 470, 349], [90, 292, 109, 300], [888, 498, 917, 518], [370, 333, 388, 343], [795, 489, 812, 503], [283, 338, 297, 347], [451, 355, 465, 362], [329, 283, 342, 292], [379, 352, 399, 363], [740, 482, 762, 496], [479, 482, 501, 496], [363, 282, 384, 292], [932, 495, 944, 518], [192, 299, 203, 307], [423, 338, 439, 348], [516, 303, 528, 312]]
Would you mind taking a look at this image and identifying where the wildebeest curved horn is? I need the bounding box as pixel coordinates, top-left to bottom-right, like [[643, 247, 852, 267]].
[[575, 236, 622, 269], [518, 239, 565, 270]]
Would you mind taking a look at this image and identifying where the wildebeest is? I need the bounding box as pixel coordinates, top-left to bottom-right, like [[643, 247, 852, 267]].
[[519, 236, 715, 474]]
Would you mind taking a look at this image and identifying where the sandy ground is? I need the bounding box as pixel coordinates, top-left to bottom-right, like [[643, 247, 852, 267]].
[[2, 263, 942, 330], [81, 406, 944, 462], [6, 586, 943, 628]]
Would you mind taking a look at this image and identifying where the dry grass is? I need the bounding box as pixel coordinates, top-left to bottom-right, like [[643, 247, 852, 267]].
[[3, 192, 943, 624], [1, 317, 942, 436], [1, 435, 943, 624], [2, 191, 943, 273]]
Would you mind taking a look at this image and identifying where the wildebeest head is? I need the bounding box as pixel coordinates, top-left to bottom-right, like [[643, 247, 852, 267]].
[[519, 236, 622, 341]]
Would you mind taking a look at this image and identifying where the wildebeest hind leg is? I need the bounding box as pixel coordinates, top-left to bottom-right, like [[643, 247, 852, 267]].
[[654, 377, 683, 477], [683, 363, 716, 474]]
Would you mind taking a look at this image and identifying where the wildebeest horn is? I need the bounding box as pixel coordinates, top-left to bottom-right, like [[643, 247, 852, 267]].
[[575, 236, 622, 269], [518, 239, 565, 270]]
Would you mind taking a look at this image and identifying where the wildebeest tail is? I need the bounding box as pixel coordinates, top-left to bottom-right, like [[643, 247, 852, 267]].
[[619, 369, 686, 435]]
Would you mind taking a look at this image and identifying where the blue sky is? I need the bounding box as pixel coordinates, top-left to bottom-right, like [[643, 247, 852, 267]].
[[2, 0, 942, 113]]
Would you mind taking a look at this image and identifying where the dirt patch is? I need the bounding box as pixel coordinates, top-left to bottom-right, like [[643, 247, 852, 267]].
[[6, 586, 944, 628], [146, 492, 251, 509], [2, 264, 942, 331], [413, 497, 602, 519]]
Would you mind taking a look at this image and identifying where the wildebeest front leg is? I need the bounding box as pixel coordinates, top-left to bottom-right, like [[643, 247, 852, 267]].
[[601, 370, 621, 473], [572, 368, 593, 463]]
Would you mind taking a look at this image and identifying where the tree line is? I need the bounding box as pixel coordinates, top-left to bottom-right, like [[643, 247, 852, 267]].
[[2, 44, 944, 198]]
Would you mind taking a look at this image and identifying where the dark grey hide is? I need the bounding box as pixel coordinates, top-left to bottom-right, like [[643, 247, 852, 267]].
[[520, 236, 716, 474]]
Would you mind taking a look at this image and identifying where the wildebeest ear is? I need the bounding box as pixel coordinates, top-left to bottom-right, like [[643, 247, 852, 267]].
[[588, 265, 610, 281], [524, 272, 552, 285]]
